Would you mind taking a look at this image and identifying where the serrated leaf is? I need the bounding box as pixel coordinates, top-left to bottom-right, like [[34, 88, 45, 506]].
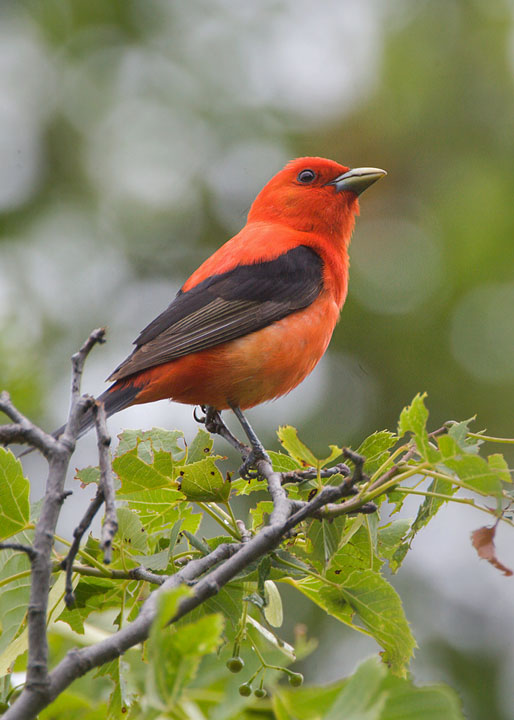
[[97, 658, 132, 719], [306, 516, 346, 571], [277, 426, 319, 468], [230, 474, 268, 496], [0, 543, 31, 656], [116, 428, 185, 459], [121, 489, 184, 534], [381, 671, 465, 719], [487, 453, 511, 484], [116, 507, 148, 554], [57, 577, 127, 634], [411, 477, 456, 535], [438, 435, 503, 496], [186, 428, 214, 463], [186, 582, 243, 638], [0, 448, 30, 540], [114, 451, 183, 495], [148, 595, 223, 709], [325, 517, 380, 580], [74, 466, 100, 486], [378, 520, 412, 563], [325, 656, 388, 720], [357, 430, 398, 475], [0, 573, 67, 676], [339, 570, 415, 675], [178, 457, 230, 502], [250, 501, 273, 531], [398, 393, 436, 462], [269, 450, 302, 472], [287, 570, 415, 676]]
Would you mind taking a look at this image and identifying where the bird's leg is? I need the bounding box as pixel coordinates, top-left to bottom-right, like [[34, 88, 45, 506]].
[[230, 406, 271, 479], [193, 405, 250, 457]]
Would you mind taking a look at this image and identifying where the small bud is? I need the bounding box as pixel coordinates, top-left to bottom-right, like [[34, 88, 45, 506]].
[[226, 656, 244, 673], [254, 687, 267, 698], [288, 672, 304, 687], [239, 683, 252, 697]]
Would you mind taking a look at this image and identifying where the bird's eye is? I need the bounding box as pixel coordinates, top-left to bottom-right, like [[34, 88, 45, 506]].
[[297, 169, 316, 184]]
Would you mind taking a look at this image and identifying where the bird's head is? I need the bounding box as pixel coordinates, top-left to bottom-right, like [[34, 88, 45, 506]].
[[248, 156, 386, 239]]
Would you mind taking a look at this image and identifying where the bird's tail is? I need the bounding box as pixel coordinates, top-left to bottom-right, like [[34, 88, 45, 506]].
[[60, 381, 141, 442], [18, 381, 140, 457]]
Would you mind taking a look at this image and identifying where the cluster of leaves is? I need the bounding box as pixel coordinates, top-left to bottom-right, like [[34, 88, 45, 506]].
[[0, 394, 512, 718]]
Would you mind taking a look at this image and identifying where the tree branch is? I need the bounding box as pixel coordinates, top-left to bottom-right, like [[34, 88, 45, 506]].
[[6, 329, 106, 705], [3, 436, 377, 719]]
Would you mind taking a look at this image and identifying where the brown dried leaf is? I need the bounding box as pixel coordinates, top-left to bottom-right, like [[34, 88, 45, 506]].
[[471, 525, 513, 576]]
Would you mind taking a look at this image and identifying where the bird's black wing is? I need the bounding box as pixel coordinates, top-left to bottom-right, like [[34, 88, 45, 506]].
[[108, 245, 323, 381]]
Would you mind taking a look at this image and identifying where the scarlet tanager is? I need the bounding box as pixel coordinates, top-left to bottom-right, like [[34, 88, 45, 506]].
[[65, 157, 385, 470]]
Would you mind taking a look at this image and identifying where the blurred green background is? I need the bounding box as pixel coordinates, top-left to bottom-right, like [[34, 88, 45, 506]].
[[1, 1, 513, 718]]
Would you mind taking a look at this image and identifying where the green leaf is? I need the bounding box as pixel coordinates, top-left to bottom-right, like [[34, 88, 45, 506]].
[[269, 450, 302, 472], [263, 580, 283, 628], [488, 453, 511, 484], [448, 418, 481, 452], [250, 501, 273, 530], [398, 393, 435, 461], [438, 435, 503, 496], [273, 682, 347, 720], [381, 671, 464, 719], [378, 520, 412, 563], [121, 489, 185, 534], [116, 507, 148, 555], [325, 656, 388, 720], [230, 474, 268, 496], [74, 466, 101, 486], [178, 457, 230, 502], [339, 570, 415, 675], [57, 577, 127, 634], [0, 448, 30, 540], [411, 477, 456, 534], [186, 583, 243, 638], [306, 516, 346, 571], [114, 451, 183, 494], [186, 428, 214, 463], [95, 658, 132, 719], [357, 430, 398, 476], [0, 542, 31, 656], [147, 592, 223, 709], [328, 518, 381, 581], [288, 570, 415, 676], [116, 428, 185, 459], [277, 426, 320, 468]]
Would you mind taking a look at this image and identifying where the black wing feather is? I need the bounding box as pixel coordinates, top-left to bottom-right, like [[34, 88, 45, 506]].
[[109, 245, 323, 381]]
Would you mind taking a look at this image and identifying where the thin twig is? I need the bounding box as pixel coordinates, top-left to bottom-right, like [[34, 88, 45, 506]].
[[20, 329, 106, 700], [0, 543, 37, 561], [61, 489, 105, 606], [0, 392, 57, 456], [93, 401, 117, 563]]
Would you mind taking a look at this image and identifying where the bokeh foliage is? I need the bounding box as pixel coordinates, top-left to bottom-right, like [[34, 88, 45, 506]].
[[1, 2, 513, 718]]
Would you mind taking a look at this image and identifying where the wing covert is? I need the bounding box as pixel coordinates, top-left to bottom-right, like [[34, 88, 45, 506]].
[[108, 245, 323, 381]]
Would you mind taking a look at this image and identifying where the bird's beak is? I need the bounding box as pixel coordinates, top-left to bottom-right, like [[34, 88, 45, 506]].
[[328, 167, 387, 195]]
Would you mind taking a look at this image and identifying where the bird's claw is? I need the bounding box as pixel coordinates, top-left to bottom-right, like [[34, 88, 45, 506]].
[[239, 448, 271, 481], [193, 405, 207, 424]]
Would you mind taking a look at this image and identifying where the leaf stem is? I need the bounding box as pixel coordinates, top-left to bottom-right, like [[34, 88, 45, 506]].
[[197, 502, 241, 540], [467, 432, 514, 445]]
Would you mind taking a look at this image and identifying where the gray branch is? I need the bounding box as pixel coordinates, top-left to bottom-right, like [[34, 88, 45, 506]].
[[1, 330, 383, 720], [92, 401, 118, 562]]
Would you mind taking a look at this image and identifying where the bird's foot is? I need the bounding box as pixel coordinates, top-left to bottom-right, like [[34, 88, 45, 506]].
[[239, 447, 272, 481], [193, 405, 249, 456]]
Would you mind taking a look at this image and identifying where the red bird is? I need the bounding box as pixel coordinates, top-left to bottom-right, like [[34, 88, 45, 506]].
[[74, 158, 385, 470]]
